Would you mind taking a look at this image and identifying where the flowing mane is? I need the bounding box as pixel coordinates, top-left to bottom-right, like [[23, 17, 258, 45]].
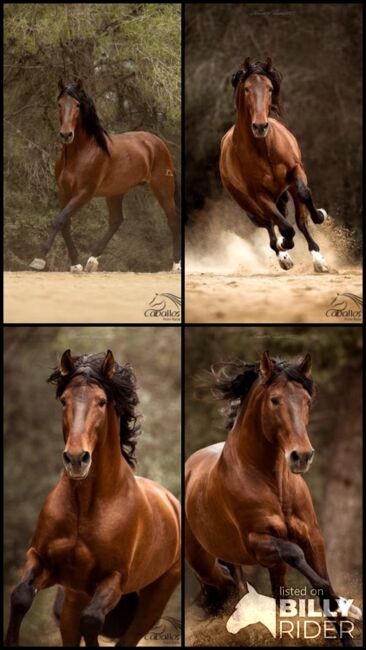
[[210, 357, 315, 431], [232, 57, 283, 117], [58, 82, 111, 155], [48, 352, 141, 467]]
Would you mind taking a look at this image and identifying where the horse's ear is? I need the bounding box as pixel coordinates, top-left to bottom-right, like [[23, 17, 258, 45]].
[[60, 349, 75, 376], [243, 57, 251, 71], [102, 350, 116, 378], [265, 56, 273, 71], [76, 78, 83, 90], [246, 582, 257, 594], [58, 78, 65, 92], [298, 353, 312, 378], [259, 351, 273, 380]]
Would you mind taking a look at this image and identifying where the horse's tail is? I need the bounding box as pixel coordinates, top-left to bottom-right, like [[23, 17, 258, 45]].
[[173, 171, 181, 223]]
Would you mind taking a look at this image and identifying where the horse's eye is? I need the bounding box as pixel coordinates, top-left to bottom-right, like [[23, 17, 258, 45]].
[[244, 87, 250, 93], [268, 88, 273, 92], [76, 103, 80, 108], [98, 399, 107, 407], [60, 398, 66, 407], [307, 399, 311, 407], [271, 397, 280, 406]]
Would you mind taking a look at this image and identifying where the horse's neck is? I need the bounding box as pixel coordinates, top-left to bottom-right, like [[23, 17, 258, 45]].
[[64, 125, 93, 160], [222, 399, 287, 495]]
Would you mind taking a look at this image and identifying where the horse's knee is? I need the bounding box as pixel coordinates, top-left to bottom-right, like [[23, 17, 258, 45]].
[[295, 179, 312, 203], [275, 539, 305, 565], [80, 607, 104, 640], [10, 581, 35, 615]]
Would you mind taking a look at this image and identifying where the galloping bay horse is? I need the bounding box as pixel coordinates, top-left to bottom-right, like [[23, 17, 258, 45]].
[[29, 79, 181, 273], [220, 57, 329, 272], [5, 350, 181, 647], [185, 352, 361, 646]]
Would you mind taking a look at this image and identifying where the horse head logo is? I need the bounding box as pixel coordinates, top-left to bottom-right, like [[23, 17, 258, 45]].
[[226, 582, 276, 637], [149, 293, 181, 311]]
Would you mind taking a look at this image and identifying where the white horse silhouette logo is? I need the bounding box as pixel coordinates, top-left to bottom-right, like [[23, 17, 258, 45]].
[[226, 582, 276, 637]]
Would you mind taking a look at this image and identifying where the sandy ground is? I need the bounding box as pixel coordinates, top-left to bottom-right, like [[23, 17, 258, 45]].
[[4, 272, 181, 324], [185, 267, 362, 324]]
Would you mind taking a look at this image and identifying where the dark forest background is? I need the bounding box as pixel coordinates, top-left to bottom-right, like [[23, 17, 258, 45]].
[[185, 4, 362, 254], [185, 326, 362, 618], [4, 4, 181, 272], [4, 326, 181, 645]]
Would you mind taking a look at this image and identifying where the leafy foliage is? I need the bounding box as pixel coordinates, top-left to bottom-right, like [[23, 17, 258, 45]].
[[4, 4, 181, 270]]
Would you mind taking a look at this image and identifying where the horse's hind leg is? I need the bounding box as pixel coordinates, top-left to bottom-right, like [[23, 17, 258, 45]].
[[149, 174, 181, 271], [62, 219, 83, 273], [85, 195, 125, 272], [115, 558, 181, 647], [59, 589, 90, 646], [186, 517, 235, 612]]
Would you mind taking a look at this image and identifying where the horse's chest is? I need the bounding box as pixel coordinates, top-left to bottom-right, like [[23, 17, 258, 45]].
[[47, 535, 98, 587]]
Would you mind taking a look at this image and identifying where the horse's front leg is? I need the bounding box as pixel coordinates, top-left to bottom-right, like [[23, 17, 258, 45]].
[[289, 166, 329, 272], [80, 571, 124, 647], [303, 526, 362, 643], [255, 195, 296, 271], [29, 190, 91, 271], [248, 532, 355, 646], [5, 548, 54, 646]]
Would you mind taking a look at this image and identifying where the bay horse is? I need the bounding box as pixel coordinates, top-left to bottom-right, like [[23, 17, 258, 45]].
[[5, 350, 181, 647], [29, 79, 181, 273], [185, 352, 361, 646], [220, 57, 329, 273]]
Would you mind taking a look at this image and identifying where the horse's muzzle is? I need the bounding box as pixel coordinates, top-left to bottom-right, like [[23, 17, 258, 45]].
[[251, 122, 269, 138], [63, 449, 91, 479], [59, 131, 74, 144], [287, 448, 314, 474]]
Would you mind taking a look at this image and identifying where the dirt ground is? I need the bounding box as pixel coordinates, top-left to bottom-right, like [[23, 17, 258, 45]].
[[185, 199, 362, 324], [4, 272, 181, 324], [185, 266, 362, 324]]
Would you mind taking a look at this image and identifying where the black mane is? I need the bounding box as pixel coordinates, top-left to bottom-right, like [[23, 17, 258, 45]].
[[232, 58, 283, 117], [48, 352, 140, 467], [58, 83, 111, 155], [211, 357, 314, 431]]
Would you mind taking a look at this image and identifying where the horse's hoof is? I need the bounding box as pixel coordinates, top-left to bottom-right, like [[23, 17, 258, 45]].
[[172, 261, 181, 272], [278, 251, 294, 270], [317, 208, 328, 223], [29, 258, 46, 271], [311, 251, 329, 273], [70, 264, 83, 273], [85, 256, 99, 272]]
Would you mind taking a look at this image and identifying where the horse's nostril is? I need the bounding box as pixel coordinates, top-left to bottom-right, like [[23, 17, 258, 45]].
[[81, 451, 90, 465], [63, 451, 71, 464], [264, 122, 269, 129], [290, 450, 300, 462]]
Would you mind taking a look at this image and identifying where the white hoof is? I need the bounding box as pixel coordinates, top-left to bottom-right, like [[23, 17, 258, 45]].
[[85, 256, 99, 273], [278, 251, 294, 270], [311, 250, 329, 273], [317, 208, 328, 222], [172, 261, 181, 273], [29, 258, 46, 271], [70, 264, 83, 274]]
